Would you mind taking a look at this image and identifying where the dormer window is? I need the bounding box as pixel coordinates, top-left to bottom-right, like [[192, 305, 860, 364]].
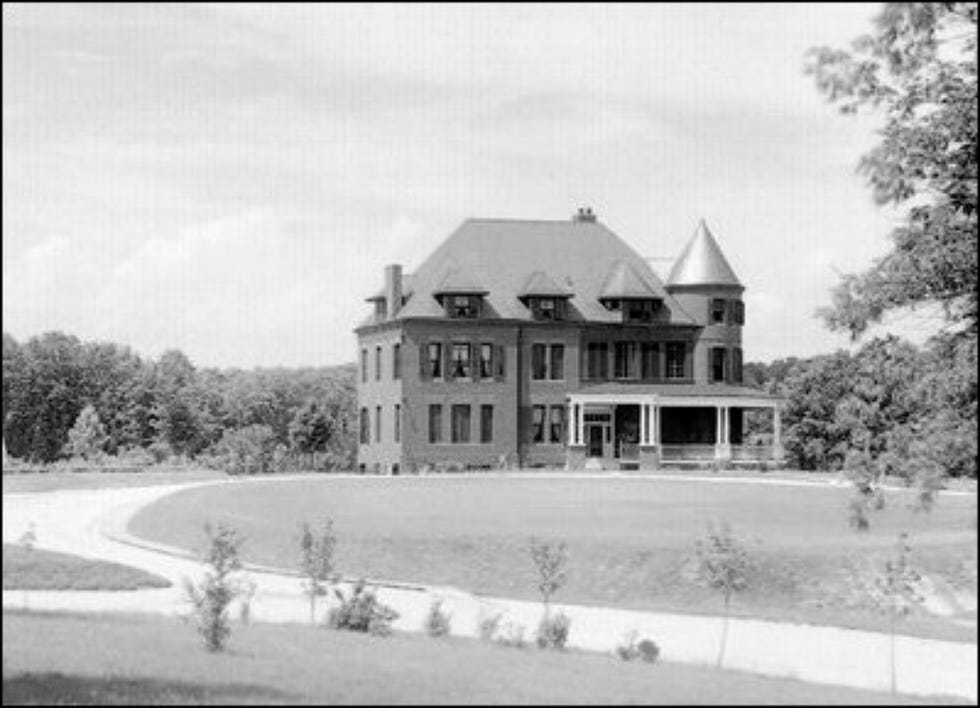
[[448, 294, 481, 319], [624, 299, 661, 323], [374, 299, 387, 319], [529, 297, 565, 321]]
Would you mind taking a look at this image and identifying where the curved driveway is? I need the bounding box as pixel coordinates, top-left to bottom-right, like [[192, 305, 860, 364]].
[[2, 476, 977, 701]]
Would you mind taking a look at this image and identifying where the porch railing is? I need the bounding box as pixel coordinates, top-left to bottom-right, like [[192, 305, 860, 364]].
[[619, 442, 639, 460], [659, 444, 716, 461]]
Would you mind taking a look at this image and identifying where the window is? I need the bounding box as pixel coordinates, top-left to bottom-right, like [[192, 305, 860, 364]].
[[449, 295, 480, 319], [530, 298, 564, 321], [394, 404, 401, 443], [359, 407, 369, 444], [532, 344, 563, 381], [711, 299, 726, 324], [532, 343, 547, 380], [451, 342, 471, 379], [375, 346, 382, 381], [614, 341, 638, 379], [375, 405, 382, 442], [731, 301, 745, 326], [666, 342, 686, 379], [624, 299, 660, 323], [711, 347, 727, 383], [374, 299, 387, 319], [549, 344, 565, 380], [602, 298, 621, 312], [480, 343, 494, 379], [480, 404, 493, 443], [733, 347, 743, 384], [532, 405, 546, 443], [451, 404, 471, 443], [428, 405, 442, 444], [641, 342, 659, 380], [549, 406, 564, 444], [429, 342, 443, 379], [586, 342, 608, 380], [392, 343, 401, 380], [361, 349, 368, 383]]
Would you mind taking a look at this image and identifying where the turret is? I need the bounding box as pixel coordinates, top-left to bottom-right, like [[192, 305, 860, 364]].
[[666, 220, 745, 384]]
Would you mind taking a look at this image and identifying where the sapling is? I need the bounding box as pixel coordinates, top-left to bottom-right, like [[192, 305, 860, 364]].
[[299, 519, 338, 625], [694, 521, 752, 668], [184, 522, 248, 652]]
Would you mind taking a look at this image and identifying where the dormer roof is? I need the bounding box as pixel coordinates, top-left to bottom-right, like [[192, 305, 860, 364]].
[[518, 270, 573, 299], [666, 220, 743, 289], [432, 267, 489, 297], [599, 260, 665, 300]]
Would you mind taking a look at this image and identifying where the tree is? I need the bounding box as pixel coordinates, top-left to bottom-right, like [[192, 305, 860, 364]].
[[299, 519, 338, 625], [807, 3, 977, 338], [529, 537, 568, 611], [64, 405, 108, 461], [858, 533, 923, 694], [694, 521, 752, 668], [289, 400, 334, 470], [184, 523, 247, 652], [214, 424, 277, 475]]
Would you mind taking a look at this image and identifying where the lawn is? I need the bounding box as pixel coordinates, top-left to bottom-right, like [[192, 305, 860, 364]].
[[3, 545, 171, 591], [1, 469, 225, 495], [2, 610, 961, 705], [128, 476, 978, 640]]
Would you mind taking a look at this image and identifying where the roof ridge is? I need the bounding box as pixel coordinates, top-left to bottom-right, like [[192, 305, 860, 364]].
[[465, 217, 597, 225]]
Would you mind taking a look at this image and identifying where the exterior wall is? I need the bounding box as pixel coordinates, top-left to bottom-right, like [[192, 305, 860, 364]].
[[400, 320, 521, 471], [668, 285, 743, 385], [356, 326, 404, 473], [579, 324, 699, 385], [521, 324, 581, 467]]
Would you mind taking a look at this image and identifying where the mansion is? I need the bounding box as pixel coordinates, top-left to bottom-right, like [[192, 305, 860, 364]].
[[355, 209, 784, 473]]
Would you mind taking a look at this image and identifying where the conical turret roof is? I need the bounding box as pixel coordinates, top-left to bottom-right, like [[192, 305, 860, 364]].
[[666, 220, 742, 288]]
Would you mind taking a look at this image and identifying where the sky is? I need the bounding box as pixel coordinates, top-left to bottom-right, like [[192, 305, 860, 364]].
[[2, 3, 939, 368]]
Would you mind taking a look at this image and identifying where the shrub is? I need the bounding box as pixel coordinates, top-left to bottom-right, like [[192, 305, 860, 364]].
[[616, 631, 660, 664], [477, 611, 503, 642], [535, 610, 571, 651], [530, 537, 568, 610], [327, 580, 399, 636], [183, 523, 247, 652], [425, 598, 452, 638]]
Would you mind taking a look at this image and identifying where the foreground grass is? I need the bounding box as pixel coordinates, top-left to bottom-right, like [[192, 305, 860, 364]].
[[129, 476, 978, 641], [2, 546, 170, 591], [2, 611, 960, 705], [1, 469, 224, 495]]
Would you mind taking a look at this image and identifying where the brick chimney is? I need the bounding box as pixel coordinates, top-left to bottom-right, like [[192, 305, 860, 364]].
[[385, 263, 402, 319]]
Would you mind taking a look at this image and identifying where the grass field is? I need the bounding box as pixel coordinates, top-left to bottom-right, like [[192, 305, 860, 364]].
[[3, 545, 171, 591], [128, 476, 978, 640], [2, 610, 961, 705], [1, 469, 225, 495]]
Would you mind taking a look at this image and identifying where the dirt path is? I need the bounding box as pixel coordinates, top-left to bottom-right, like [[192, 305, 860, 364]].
[[2, 477, 977, 701]]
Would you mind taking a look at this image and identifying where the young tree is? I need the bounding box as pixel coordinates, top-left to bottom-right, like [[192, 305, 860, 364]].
[[807, 3, 977, 339], [530, 537, 568, 611], [64, 404, 108, 461], [694, 521, 752, 668], [863, 533, 924, 694], [184, 523, 247, 652], [299, 519, 338, 625]]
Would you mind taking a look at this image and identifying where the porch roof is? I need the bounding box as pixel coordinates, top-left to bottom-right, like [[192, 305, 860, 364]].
[[570, 382, 783, 406]]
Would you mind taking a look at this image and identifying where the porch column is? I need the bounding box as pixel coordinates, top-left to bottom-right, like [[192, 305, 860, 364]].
[[577, 403, 585, 446], [567, 401, 575, 446], [640, 404, 649, 446], [773, 405, 784, 463], [715, 406, 731, 464], [652, 405, 660, 445]]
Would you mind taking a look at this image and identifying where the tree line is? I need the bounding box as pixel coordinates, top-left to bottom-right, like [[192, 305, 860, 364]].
[[744, 333, 976, 480], [2, 331, 357, 471]]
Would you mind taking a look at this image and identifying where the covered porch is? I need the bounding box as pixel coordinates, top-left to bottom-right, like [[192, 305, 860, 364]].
[[565, 387, 784, 470]]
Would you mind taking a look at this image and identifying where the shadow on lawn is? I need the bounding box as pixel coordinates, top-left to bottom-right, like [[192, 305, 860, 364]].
[[2, 672, 297, 705]]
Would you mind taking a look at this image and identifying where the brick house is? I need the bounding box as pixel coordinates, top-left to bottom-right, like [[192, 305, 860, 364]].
[[355, 209, 784, 474]]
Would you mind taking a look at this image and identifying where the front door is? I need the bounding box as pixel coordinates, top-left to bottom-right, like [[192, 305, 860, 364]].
[[587, 425, 604, 457]]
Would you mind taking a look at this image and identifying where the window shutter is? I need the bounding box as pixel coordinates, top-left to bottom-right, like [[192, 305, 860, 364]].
[[419, 342, 429, 380], [473, 338, 481, 381], [496, 344, 506, 380], [444, 339, 452, 380]]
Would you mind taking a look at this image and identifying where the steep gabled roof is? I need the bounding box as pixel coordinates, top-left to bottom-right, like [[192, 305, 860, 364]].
[[599, 260, 665, 300], [666, 220, 742, 289], [518, 270, 573, 299], [389, 218, 696, 325]]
